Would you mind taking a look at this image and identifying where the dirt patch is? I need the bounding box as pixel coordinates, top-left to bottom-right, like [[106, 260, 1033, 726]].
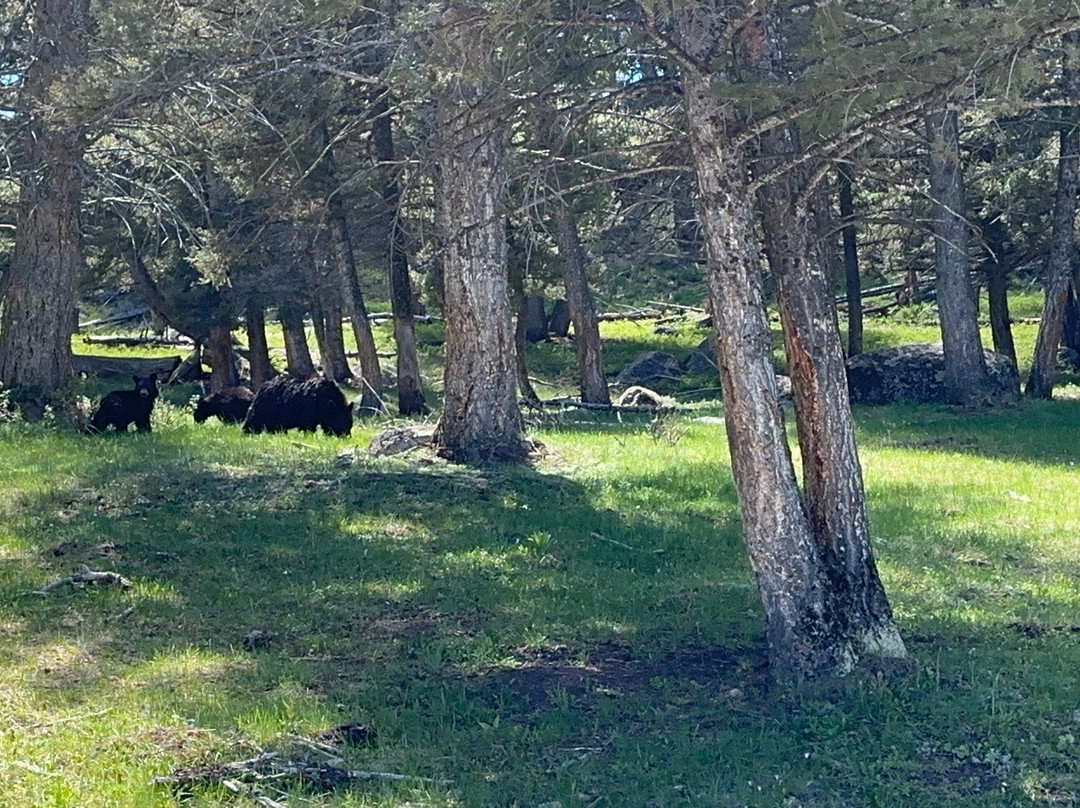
[[478, 640, 766, 706]]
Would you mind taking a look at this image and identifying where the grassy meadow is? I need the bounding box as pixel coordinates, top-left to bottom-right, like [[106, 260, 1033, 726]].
[[0, 295, 1078, 806]]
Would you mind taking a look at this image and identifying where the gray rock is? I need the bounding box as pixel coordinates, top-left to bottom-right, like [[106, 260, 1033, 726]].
[[616, 351, 683, 386], [846, 343, 1020, 406], [684, 336, 718, 373]]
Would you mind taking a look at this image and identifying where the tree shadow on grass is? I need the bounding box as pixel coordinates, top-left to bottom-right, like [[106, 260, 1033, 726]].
[[3, 423, 1080, 806], [853, 398, 1080, 467]]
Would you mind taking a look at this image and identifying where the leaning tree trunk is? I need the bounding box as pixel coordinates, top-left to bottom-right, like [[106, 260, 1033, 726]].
[[245, 297, 274, 388], [759, 127, 905, 663], [432, 8, 525, 465], [682, 66, 849, 682], [0, 0, 92, 406], [336, 217, 386, 415], [552, 202, 609, 405], [838, 163, 863, 357], [372, 92, 427, 416], [278, 301, 316, 379], [926, 109, 991, 407], [1028, 33, 1080, 399]]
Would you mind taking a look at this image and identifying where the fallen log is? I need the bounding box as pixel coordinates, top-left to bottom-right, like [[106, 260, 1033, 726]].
[[30, 565, 133, 595], [78, 307, 151, 329], [528, 396, 673, 414], [73, 354, 182, 381], [82, 334, 194, 348], [596, 309, 662, 322]]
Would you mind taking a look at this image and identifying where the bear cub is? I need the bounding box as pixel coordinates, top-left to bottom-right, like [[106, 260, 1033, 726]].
[[90, 374, 159, 433]]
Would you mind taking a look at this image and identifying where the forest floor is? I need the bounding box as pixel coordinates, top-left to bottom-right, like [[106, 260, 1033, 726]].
[[1, 295, 1079, 806]]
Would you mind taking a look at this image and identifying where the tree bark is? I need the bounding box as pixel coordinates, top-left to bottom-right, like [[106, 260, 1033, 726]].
[[372, 92, 427, 416], [336, 217, 387, 415], [509, 263, 541, 406], [979, 214, 1017, 367], [205, 325, 240, 392], [245, 297, 274, 388], [838, 163, 863, 357], [318, 284, 351, 384], [278, 301, 316, 379], [925, 109, 991, 406], [1065, 282, 1080, 357], [0, 0, 92, 404], [758, 126, 904, 666], [432, 8, 525, 464], [1027, 32, 1080, 399], [682, 66, 843, 682], [552, 202, 610, 405]]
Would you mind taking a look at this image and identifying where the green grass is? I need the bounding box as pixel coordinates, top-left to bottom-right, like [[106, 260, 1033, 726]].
[[2, 293, 1077, 805]]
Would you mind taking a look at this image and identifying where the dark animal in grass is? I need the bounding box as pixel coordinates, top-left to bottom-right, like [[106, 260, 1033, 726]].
[[242, 375, 353, 436], [89, 374, 159, 433], [193, 386, 255, 424]]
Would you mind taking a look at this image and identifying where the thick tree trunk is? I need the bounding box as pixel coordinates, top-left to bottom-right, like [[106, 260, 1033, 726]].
[[431, 16, 525, 464], [1028, 33, 1080, 399], [682, 68, 848, 682], [205, 325, 240, 392], [245, 297, 274, 388], [278, 301, 316, 379], [838, 163, 863, 357], [552, 202, 610, 405], [0, 0, 92, 404], [372, 93, 427, 416], [926, 109, 991, 406], [758, 128, 905, 665], [336, 217, 386, 415]]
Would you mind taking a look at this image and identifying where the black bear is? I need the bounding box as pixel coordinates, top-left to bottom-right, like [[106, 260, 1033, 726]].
[[193, 386, 255, 424], [90, 374, 159, 433], [242, 375, 352, 436]]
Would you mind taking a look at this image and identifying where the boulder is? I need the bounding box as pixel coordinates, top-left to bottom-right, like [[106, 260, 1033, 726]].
[[846, 343, 1020, 406], [684, 335, 718, 373], [616, 351, 683, 386]]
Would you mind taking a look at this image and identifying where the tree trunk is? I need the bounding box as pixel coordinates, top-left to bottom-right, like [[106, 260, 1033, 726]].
[[245, 297, 274, 388], [979, 214, 1017, 367], [682, 66, 845, 682], [1027, 32, 1080, 399], [319, 287, 352, 384], [432, 11, 525, 464], [205, 325, 240, 392], [372, 92, 427, 416], [552, 202, 610, 405], [510, 263, 541, 406], [758, 126, 905, 665], [926, 109, 991, 406], [838, 163, 863, 357], [1065, 282, 1080, 357], [0, 0, 92, 405], [336, 216, 386, 415], [278, 301, 316, 379]]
